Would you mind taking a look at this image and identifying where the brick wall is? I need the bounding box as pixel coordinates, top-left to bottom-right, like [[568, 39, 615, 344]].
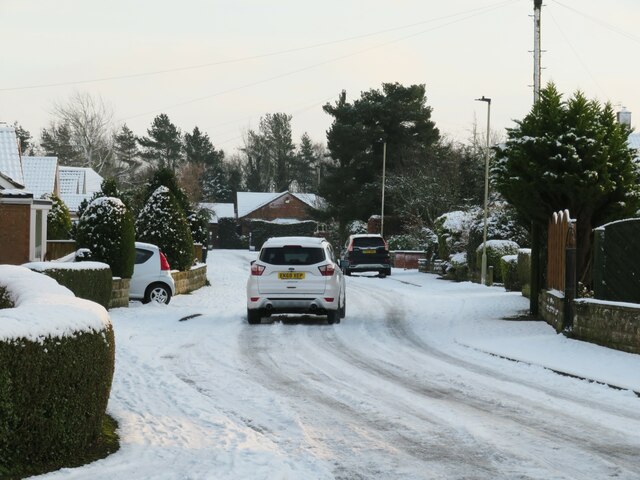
[[539, 289, 565, 332], [171, 264, 208, 295], [109, 278, 130, 309], [244, 194, 311, 222], [0, 203, 30, 265], [572, 299, 640, 354]]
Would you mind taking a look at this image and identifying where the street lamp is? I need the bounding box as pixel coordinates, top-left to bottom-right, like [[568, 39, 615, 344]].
[[381, 141, 387, 237], [475, 96, 491, 285]]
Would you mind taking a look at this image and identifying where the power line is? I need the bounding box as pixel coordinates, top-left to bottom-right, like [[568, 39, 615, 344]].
[[119, 0, 522, 122], [0, 0, 522, 92], [551, 1, 640, 45]]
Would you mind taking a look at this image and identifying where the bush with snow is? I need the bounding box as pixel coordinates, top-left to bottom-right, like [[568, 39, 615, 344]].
[[347, 220, 367, 235], [45, 193, 72, 240], [0, 265, 115, 476], [500, 254, 520, 291], [136, 186, 195, 271], [476, 240, 520, 283], [76, 196, 136, 279], [434, 210, 475, 259]]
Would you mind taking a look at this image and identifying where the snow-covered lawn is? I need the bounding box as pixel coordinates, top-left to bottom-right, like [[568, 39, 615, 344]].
[[32, 249, 640, 479]]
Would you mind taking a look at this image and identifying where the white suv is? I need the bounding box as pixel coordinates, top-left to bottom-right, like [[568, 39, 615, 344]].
[[246, 236, 346, 324], [129, 242, 176, 304]]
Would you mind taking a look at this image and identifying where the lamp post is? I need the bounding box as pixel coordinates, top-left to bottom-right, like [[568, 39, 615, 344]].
[[381, 141, 387, 237], [475, 96, 491, 285]]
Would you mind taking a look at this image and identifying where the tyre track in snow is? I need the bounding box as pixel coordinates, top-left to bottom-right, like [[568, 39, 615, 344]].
[[336, 279, 640, 478], [237, 323, 501, 479]]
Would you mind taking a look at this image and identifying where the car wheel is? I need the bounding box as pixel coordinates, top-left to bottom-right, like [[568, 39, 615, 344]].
[[144, 283, 172, 304], [327, 309, 340, 325], [340, 295, 346, 319], [385, 268, 391, 276], [247, 309, 261, 325]]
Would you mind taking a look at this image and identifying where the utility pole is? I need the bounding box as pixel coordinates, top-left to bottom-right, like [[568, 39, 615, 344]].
[[533, 0, 543, 102]]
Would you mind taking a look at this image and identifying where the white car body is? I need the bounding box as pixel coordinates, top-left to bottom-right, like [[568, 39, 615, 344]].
[[129, 242, 176, 304], [246, 236, 346, 324]]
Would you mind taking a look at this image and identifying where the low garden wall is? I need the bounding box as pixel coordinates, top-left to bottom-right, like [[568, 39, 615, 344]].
[[391, 251, 426, 269], [171, 264, 208, 295], [539, 289, 564, 332], [572, 299, 640, 354], [109, 278, 130, 309]]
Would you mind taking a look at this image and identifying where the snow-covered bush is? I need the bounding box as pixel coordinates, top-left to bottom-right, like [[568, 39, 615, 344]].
[[0, 265, 115, 477], [387, 227, 438, 256], [189, 208, 211, 245], [347, 220, 367, 235], [500, 254, 520, 291], [434, 210, 475, 260], [476, 240, 520, 283], [466, 201, 529, 275], [136, 186, 194, 271], [76, 197, 136, 279], [447, 251, 469, 282], [45, 194, 72, 240]]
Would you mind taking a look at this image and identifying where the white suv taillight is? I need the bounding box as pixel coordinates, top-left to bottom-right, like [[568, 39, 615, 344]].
[[251, 263, 266, 276], [318, 264, 335, 277]]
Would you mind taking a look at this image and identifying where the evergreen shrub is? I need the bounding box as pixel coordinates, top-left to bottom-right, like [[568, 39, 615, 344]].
[[0, 329, 115, 477], [518, 249, 532, 298], [476, 240, 520, 283], [0, 272, 115, 477], [249, 219, 317, 250], [217, 218, 245, 249], [76, 197, 136, 279], [136, 186, 195, 271], [500, 255, 520, 291], [46, 194, 72, 240]]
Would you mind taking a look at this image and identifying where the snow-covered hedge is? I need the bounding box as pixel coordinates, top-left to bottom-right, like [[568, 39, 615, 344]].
[[500, 254, 520, 291], [24, 261, 113, 309], [0, 266, 115, 475]]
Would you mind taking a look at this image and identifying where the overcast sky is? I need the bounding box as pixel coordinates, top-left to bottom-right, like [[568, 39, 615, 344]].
[[2, 0, 639, 155]]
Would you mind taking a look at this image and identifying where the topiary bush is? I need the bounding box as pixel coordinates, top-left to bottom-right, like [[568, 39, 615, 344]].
[[476, 240, 520, 283], [136, 186, 195, 271], [46, 194, 72, 240], [0, 266, 116, 478], [76, 197, 136, 279], [434, 210, 475, 260], [23, 262, 113, 309]]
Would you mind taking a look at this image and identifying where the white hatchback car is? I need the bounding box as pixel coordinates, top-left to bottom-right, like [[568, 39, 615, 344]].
[[246, 236, 346, 324], [129, 242, 176, 304]]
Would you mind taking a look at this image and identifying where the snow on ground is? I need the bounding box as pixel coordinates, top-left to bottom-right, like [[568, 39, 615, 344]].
[[30, 249, 640, 479]]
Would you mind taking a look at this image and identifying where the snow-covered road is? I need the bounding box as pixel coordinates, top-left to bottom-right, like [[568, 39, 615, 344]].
[[34, 249, 640, 479]]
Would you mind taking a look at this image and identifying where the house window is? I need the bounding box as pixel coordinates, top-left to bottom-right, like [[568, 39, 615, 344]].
[[34, 209, 43, 260]]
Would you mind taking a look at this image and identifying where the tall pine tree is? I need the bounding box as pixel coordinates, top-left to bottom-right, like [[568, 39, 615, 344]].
[[138, 114, 183, 172]]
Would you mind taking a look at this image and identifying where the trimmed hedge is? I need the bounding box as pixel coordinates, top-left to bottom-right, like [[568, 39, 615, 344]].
[[218, 218, 246, 249], [248, 219, 317, 250], [24, 264, 113, 310], [0, 327, 115, 477], [500, 255, 520, 291], [0, 287, 10, 309]]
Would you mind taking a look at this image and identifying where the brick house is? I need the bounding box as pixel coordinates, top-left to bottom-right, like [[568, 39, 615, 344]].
[[0, 126, 51, 264], [236, 191, 325, 236]]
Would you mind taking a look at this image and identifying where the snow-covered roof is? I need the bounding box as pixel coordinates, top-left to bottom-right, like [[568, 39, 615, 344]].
[[0, 126, 24, 186], [199, 202, 235, 222], [58, 166, 103, 195], [60, 193, 92, 213], [236, 191, 325, 218], [22, 156, 58, 199]]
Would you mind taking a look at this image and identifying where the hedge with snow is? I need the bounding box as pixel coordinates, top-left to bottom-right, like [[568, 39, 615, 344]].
[[0, 266, 115, 474]]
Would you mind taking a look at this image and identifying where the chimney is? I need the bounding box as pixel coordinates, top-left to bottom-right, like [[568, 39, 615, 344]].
[[617, 108, 632, 126]]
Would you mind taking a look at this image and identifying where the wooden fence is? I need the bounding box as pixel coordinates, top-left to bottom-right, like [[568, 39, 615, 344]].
[[546, 209, 575, 291]]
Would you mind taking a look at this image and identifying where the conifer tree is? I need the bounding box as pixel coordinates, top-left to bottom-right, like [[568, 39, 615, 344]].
[[76, 197, 136, 278], [138, 114, 183, 172], [494, 83, 640, 285], [46, 194, 72, 240], [136, 186, 195, 271]]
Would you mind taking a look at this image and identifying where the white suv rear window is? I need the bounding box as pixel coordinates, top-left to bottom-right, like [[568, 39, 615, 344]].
[[260, 247, 325, 265]]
